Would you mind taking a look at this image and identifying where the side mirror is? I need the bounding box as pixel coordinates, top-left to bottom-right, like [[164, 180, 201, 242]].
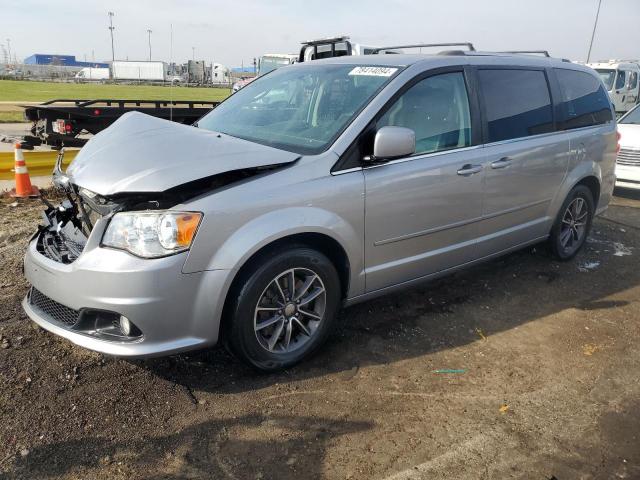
[[366, 126, 416, 162]]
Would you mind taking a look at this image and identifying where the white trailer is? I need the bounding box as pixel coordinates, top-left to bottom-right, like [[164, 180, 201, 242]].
[[74, 67, 110, 81], [111, 61, 167, 81]]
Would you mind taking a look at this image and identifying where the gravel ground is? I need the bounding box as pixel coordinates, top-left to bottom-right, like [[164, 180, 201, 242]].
[[1, 189, 640, 480]]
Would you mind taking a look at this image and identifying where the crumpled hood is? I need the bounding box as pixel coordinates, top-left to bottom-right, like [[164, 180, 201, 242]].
[[66, 111, 299, 196]]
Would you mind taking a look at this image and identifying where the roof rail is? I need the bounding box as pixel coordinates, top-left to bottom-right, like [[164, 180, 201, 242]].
[[500, 50, 550, 57], [300, 36, 350, 46], [371, 43, 476, 54]]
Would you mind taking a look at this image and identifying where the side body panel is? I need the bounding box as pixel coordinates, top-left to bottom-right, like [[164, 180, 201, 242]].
[[362, 148, 484, 292], [476, 134, 570, 256]]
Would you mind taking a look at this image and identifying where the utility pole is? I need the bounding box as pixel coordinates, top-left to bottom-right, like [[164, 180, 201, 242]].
[[147, 29, 152, 61], [108, 12, 115, 62], [586, 0, 602, 63]]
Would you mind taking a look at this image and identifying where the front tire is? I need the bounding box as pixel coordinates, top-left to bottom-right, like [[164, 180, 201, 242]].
[[225, 247, 341, 371], [549, 185, 594, 260]]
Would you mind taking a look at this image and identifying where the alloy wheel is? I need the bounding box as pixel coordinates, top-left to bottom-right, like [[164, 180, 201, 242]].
[[253, 268, 326, 354], [559, 197, 588, 255]]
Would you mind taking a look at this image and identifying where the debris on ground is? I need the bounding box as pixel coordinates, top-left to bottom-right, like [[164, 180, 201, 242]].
[[475, 328, 487, 341], [578, 261, 601, 272], [612, 242, 632, 257], [583, 344, 599, 356]]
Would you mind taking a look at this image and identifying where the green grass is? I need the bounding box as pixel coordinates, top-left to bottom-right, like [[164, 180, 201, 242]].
[[0, 111, 25, 123], [0, 80, 231, 102]]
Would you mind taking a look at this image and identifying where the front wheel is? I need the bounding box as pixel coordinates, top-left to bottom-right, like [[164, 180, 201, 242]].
[[225, 247, 341, 371], [549, 185, 594, 260]]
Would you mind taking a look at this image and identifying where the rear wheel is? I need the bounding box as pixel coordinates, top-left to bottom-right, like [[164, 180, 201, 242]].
[[549, 185, 594, 260], [225, 247, 341, 371]]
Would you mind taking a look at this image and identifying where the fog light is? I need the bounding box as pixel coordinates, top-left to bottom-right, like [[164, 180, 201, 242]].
[[119, 315, 132, 336]]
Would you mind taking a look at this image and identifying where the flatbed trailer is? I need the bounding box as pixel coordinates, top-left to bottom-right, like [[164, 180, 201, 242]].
[[21, 99, 220, 149]]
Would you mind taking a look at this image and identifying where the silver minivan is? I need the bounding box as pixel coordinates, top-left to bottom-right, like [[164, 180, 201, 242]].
[[23, 51, 617, 370]]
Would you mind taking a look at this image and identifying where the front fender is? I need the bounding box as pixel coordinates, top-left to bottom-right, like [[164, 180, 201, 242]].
[[183, 207, 365, 297]]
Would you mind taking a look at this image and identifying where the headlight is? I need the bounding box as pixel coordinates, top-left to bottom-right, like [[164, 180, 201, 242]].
[[102, 211, 202, 258]]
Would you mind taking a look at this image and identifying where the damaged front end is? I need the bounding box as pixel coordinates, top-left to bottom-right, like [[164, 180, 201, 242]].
[[38, 149, 289, 265], [37, 150, 121, 264]]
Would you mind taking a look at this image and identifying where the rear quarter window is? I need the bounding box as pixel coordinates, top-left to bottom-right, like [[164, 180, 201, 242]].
[[478, 69, 554, 143], [554, 68, 613, 129]]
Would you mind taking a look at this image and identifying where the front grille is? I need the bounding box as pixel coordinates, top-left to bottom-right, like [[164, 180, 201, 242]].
[[29, 288, 80, 326], [38, 230, 85, 264], [617, 148, 640, 166]]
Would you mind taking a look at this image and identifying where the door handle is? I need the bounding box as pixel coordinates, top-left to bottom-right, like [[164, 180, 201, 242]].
[[490, 157, 512, 169], [457, 164, 483, 176]]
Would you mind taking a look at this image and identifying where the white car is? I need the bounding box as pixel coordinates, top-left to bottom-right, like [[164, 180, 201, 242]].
[[616, 104, 640, 189]]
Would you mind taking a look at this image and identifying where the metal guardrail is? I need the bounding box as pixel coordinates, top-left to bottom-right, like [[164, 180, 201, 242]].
[[0, 150, 78, 181]]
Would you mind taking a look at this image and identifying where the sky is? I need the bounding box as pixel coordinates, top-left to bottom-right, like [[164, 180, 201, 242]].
[[1, 0, 639, 67]]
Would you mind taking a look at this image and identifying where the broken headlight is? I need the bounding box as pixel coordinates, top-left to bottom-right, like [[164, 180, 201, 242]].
[[102, 211, 202, 258]]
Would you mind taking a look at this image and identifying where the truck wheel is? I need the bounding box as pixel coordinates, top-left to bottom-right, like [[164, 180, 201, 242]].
[[225, 247, 341, 371], [549, 185, 594, 260]]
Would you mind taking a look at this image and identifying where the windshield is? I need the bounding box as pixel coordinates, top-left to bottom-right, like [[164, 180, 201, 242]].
[[198, 64, 400, 155], [620, 105, 640, 124], [259, 56, 293, 76], [596, 69, 616, 90]]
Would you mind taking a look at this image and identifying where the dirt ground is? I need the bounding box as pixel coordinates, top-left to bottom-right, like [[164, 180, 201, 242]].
[[1, 189, 640, 480]]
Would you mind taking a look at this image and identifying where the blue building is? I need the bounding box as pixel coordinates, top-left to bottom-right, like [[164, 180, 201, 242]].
[[24, 54, 108, 68]]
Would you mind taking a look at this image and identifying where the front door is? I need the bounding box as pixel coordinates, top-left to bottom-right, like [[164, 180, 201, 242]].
[[364, 71, 484, 292]]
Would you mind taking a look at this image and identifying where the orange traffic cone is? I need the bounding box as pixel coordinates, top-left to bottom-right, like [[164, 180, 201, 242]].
[[9, 143, 39, 198]]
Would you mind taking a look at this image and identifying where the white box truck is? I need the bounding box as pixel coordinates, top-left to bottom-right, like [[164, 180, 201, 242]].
[[74, 67, 110, 81], [111, 61, 167, 81]]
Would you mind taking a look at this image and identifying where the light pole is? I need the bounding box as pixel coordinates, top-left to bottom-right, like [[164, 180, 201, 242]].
[[147, 29, 152, 61], [108, 12, 115, 62], [586, 0, 602, 63]]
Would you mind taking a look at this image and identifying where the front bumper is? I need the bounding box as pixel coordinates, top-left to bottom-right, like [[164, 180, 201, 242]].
[[23, 233, 230, 358]]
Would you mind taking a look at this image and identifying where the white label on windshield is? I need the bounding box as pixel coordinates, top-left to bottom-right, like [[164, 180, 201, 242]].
[[349, 66, 398, 77]]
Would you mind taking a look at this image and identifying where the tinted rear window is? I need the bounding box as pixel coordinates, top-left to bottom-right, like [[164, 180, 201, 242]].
[[554, 68, 613, 129], [479, 69, 554, 143]]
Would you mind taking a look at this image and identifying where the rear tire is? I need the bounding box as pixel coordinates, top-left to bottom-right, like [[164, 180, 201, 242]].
[[225, 246, 341, 372], [549, 185, 594, 260]]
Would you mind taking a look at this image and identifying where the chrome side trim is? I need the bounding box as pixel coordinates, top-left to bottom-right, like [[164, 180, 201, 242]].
[[332, 123, 614, 176], [481, 123, 613, 149], [373, 198, 550, 247], [331, 144, 484, 175], [365, 144, 484, 170], [374, 215, 483, 246], [481, 198, 551, 221]]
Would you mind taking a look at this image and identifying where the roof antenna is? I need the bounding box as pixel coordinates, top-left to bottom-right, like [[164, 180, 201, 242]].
[[586, 0, 602, 63], [169, 23, 173, 122]]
